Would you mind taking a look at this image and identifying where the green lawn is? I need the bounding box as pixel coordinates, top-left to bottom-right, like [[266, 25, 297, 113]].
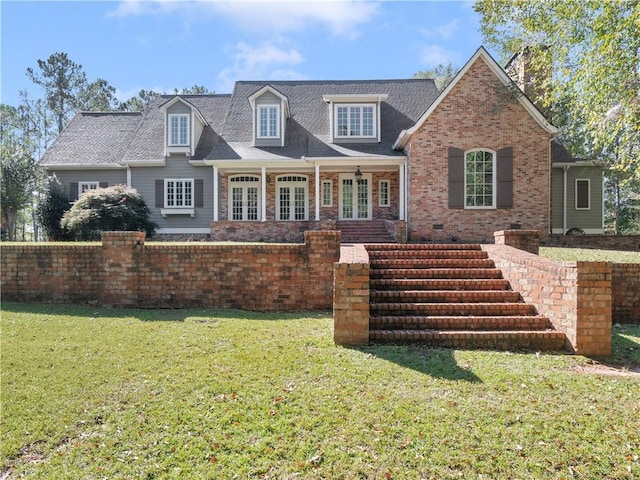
[[540, 247, 640, 263], [2, 303, 639, 479]]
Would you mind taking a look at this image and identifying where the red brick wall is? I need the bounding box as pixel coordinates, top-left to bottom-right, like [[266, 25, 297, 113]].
[[543, 235, 640, 252], [484, 244, 612, 356], [210, 220, 336, 242], [612, 263, 640, 324], [1, 231, 340, 311], [333, 244, 370, 345], [405, 56, 552, 243]]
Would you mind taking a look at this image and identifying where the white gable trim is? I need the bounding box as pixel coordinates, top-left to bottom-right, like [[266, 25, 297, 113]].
[[248, 85, 290, 118], [393, 46, 558, 150], [159, 96, 208, 126]]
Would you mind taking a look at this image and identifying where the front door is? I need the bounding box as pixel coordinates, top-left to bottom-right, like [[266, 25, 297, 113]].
[[339, 173, 372, 220]]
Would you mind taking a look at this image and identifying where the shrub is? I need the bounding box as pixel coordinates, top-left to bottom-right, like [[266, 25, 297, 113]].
[[61, 185, 156, 240], [37, 187, 74, 241]]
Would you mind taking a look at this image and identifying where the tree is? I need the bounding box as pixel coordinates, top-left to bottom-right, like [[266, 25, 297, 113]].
[[174, 84, 213, 95], [474, 0, 640, 212], [119, 89, 160, 112], [61, 185, 156, 240], [26, 52, 87, 133], [413, 63, 459, 91], [0, 104, 41, 241], [77, 78, 120, 111], [36, 181, 74, 241]]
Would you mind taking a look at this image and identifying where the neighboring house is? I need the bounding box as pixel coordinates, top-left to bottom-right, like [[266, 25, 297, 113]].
[[39, 46, 602, 242]]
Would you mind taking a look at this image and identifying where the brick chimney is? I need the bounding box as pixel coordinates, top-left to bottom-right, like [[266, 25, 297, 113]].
[[505, 45, 552, 118]]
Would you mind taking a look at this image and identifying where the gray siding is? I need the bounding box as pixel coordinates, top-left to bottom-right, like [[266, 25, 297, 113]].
[[552, 165, 603, 233], [130, 159, 213, 231], [48, 169, 128, 199]]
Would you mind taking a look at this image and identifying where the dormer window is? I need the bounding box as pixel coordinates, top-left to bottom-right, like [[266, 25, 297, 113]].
[[323, 94, 388, 143], [258, 105, 280, 138], [169, 114, 189, 146], [248, 85, 290, 147], [335, 104, 375, 138]]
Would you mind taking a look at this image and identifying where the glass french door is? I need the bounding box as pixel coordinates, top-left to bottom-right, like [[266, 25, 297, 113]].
[[339, 173, 371, 220]]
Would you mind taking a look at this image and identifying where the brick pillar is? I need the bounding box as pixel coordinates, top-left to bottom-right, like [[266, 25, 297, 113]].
[[101, 231, 145, 306], [304, 230, 341, 309], [574, 261, 612, 356], [494, 230, 540, 254], [333, 244, 370, 346]]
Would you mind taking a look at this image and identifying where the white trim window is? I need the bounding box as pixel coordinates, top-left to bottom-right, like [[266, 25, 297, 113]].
[[165, 178, 194, 207], [335, 104, 376, 138], [321, 180, 333, 207], [575, 179, 591, 210], [169, 114, 189, 146], [465, 149, 496, 209], [276, 175, 308, 221], [378, 179, 390, 207], [229, 175, 261, 221], [258, 105, 280, 138], [79, 181, 99, 196]]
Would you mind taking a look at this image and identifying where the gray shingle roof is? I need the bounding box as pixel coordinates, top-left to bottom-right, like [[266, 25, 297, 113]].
[[39, 112, 142, 166], [40, 79, 440, 166]]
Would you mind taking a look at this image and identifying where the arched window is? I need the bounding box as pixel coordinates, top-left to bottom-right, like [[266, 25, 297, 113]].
[[276, 175, 308, 221], [228, 175, 260, 221], [465, 149, 496, 208]]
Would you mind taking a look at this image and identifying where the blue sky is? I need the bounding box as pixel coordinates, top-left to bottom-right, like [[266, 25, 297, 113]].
[[1, 0, 496, 107]]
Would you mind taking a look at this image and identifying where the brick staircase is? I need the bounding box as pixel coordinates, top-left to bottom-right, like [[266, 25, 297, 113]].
[[367, 244, 566, 351], [337, 220, 395, 243]]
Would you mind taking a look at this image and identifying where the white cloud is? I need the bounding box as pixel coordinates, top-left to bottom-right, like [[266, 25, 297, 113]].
[[216, 41, 307, 92], [419, 45, 460, 67], [107, 0, 381, 38], [420, 19, 460, 40]]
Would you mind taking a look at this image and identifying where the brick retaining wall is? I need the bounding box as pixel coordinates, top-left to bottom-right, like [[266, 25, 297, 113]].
[[483, 244, 612, 356], [1, 231, 340, 311], [612, 263, 640, 324], [543, 234, 640, 251], [333, 245, 370, 345], [210, 220, 336, 242]]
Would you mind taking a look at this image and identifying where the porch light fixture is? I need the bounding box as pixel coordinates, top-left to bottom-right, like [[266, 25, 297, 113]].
[[355, 166, 362, 183]]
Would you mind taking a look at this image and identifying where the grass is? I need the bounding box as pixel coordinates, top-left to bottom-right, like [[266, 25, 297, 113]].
[[540, 247, 640, 263], [2, 303, 639, 479]]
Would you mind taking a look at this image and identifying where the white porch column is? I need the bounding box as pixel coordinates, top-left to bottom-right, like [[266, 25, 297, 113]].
[[399, 163, 406, 221], [315, 163, 320, 221], [261, 166, 267, 221], [213, 166, 219, 222], [126, 166, 132, 187]]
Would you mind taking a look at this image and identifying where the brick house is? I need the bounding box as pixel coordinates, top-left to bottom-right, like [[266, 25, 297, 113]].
[[39, 46, 601, 242]]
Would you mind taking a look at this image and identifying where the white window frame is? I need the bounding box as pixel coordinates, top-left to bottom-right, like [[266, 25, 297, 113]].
[[78, 181, 99, 196], [575, 178, 591, 210], [164, 178, 194, 208], [378, 179, 390, 207], [321, 180, 333, 207], [464, 149, 496, 209], [257, 105, 280, 139], [168, 114, 189, 146], [228, 175, 261, 221], [276, 175, 308, 221], [334, 104, 376, 138]]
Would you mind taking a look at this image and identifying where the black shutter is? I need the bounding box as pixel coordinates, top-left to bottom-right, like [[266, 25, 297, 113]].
[[448, 147, 465, 209], [155, 180, 164, 208], [194, 179, 204, 208], [496, 147, 513, 208], [99, 182, 108, 188], [69, 182, 78, 201]]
